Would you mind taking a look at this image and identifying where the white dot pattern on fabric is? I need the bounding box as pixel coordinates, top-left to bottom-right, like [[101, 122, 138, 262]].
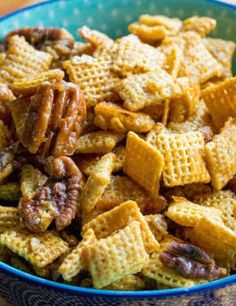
[[149, 3, 156, 11], [37, 21, 45, 27], [59, 1, 66, 8], [177, 9, 185, 17], [62, 19, 68, 27], [97, 3, 104, 10], [73, 8, 80, 16], [23, 11, 31, 19], [125, 15, 133, 22], [48, 10, 55, 19], [111, 9, 118, 17], [101, 24, 108, 30], [87, 16, 94, 25]]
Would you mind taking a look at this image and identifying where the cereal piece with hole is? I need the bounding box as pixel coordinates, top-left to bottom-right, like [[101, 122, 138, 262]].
[[124, 132, 164, 196], [59, 229, 96, 281], [203, 38, 235, 79], [0, 228, 69, 268], [82, 200, 159, 253], [80, 153, 115, 213], [76, 131, 124, 154], [166, 197, 223, 227], [111, 35, 165, 76], [0, 35, 52, 84], [155, 131, 210, 187], [63, 54, 118, 107], [182, 16, 216, 37], [205, 118, 236, 190], [116, 70, 181, 112], [88, 221, 149, 288], [202, 76, 236, 130], [11, 69, 65, 96], [0, 206, 19, 233], [94, 102, 155, 133]]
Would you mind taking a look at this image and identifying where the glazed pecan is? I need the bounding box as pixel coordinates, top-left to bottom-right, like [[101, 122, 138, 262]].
[[160, 242, 226, 280], [20, 81, 86, 157], [0, 142, 19, 182], [5, 27, 74, 50], [20, 156, 83, 232]]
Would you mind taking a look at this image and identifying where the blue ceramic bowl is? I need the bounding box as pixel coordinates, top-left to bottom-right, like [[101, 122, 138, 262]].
[[0, 0, 236, 305]]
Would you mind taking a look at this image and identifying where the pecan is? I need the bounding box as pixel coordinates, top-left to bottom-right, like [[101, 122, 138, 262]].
[[21, 81, 86, 157], [5, 27, 74, 50], [160, 242, 226, 280], [20, 156, 83, 232], [0, 142, 19, 182]]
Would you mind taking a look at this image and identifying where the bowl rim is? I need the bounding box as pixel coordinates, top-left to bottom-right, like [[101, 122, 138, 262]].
[[0, 0, 236, 298]]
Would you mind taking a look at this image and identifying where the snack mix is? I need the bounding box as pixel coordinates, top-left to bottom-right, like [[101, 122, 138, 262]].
[[0, 14, 235, 290]]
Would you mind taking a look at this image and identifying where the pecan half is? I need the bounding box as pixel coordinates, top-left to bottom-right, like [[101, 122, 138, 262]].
[[160, 242, 226, 280], [0, 142, 19, 182], [20, 156, 83, 232], [21, 81, 86, 157], [5, 27, 74, 50]]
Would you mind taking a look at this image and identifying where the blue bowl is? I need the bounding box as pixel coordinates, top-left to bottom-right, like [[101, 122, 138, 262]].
[[0, 0, 236, 305]]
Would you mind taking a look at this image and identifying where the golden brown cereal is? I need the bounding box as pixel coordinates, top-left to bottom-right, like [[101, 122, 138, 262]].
[[203, 38, 235, 78], [146, 123, 169, 147], [63, 54, 118, 107], [76, 131, 124, 154], [185, 216, 236, 268], [0, 227, 69, 268], [0, 206, 19, 233], [116, 69, 181, 112], [129, 15, 182, 43], [11, 69, 65, 95], [59, 229, 96, 281], [0, 182, 21, 202], [182, 16, 216, 37], [124, 132, 164, 196], [111, 35, 165, 76], [166, 197, 223, 227], [20, 164, 48, 197], [82, 200, 159, 253], [80, 153, 115, 213], [155, 131, 210, 187], [144, 214, 168, 241], [105, 275, 146, 291], [0, 83, 14, 124], [205, 118, 236, 190], [161, 44, 183, 79], [169, 77, 200, 123], [78, 26, 114, 49], [178, 31, 222, 83], [194, 190, 236, 231], [88, 221, 149, 288], [0, 35, 52, 84], [94, 102, 155, 133], [202, 76, 236, 130], [96, 175, 166, 214]]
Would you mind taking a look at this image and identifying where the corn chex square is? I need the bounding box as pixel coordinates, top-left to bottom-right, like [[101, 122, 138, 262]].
[[124, 132, 164, 196], [156, 131, 210, 187], [205, 118, 236, 190], [88, 221, 149, 288]]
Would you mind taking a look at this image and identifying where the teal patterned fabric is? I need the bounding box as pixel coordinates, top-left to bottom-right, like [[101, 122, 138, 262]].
[[0, 0, 235, 305]]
